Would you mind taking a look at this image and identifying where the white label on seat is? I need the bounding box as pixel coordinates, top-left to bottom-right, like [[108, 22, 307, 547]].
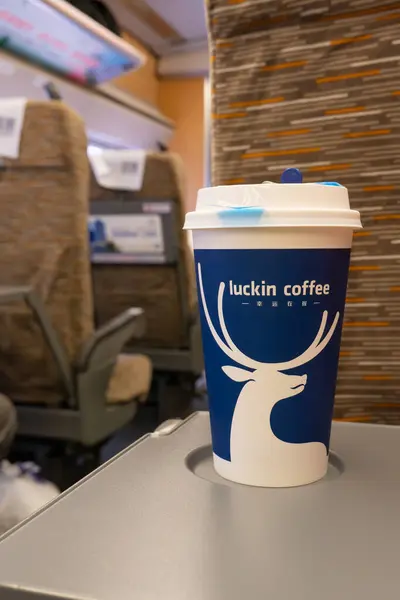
[[0, 98, 27, 159], [89, 149, 146, 191]]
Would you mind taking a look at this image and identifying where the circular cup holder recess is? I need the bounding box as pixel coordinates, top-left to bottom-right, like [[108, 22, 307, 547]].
[[186, 445, 344, 488]]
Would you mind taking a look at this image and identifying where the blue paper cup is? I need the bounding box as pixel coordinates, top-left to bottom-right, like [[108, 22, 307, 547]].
[[185, 180, 361, 487]]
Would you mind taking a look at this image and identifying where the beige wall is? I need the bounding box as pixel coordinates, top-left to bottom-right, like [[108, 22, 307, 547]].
[[113, 33, 159, 106], [113, 34, 205, 210], [158, 78, 205, 211]]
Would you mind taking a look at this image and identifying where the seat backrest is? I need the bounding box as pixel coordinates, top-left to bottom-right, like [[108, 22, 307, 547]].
[[91, 153, 196, 349], [0, 101, 93, 404], [207, 0, 400, 423]]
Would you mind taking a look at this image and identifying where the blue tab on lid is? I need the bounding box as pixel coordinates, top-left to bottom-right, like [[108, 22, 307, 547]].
[[316, 182, 343, 187], [281, 168, 303, 184]]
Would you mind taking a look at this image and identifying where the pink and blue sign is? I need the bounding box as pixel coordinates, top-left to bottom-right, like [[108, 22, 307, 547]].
[[0, 0, 144, 84]]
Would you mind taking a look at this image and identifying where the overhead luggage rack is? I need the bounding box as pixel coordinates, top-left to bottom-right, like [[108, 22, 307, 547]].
[[0, 51, 173, 148]]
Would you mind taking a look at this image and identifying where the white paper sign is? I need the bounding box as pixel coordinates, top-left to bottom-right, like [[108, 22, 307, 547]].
[[0, 98, 27, 159], [89, 149, 146, 191]]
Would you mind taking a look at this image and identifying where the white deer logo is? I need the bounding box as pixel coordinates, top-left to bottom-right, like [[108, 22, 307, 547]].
[[198, 263, 340, 487]]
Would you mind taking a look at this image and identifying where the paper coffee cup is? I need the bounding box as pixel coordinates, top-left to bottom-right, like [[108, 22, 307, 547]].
[[184, 176, 361, 487]]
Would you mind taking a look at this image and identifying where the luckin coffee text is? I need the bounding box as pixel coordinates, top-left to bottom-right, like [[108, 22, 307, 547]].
[[228, 280, 331, 297]]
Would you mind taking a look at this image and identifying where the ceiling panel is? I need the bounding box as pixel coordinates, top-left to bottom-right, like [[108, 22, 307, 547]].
[[103, 0, 208, 56], [103, 1, 166, 48], [139, 0, 207, 43]]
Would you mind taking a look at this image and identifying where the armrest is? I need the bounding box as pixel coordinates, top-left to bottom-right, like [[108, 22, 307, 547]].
[[76, 308, 145, 373], [0, 286, 32, 304], [0, 286, 74, 398]]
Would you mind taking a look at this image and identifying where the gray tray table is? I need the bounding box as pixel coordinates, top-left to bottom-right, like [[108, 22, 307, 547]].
[[0, 412, 399, 600]]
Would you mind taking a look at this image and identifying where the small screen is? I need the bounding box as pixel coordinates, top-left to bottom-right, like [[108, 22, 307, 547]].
[[89, 214, 165, 264]]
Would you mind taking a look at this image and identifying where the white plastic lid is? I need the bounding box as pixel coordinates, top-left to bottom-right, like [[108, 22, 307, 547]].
[[184, 182, 362, 230]]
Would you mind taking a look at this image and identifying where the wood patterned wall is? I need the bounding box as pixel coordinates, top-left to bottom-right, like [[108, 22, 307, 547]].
[[207, 0, 400, 424]]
